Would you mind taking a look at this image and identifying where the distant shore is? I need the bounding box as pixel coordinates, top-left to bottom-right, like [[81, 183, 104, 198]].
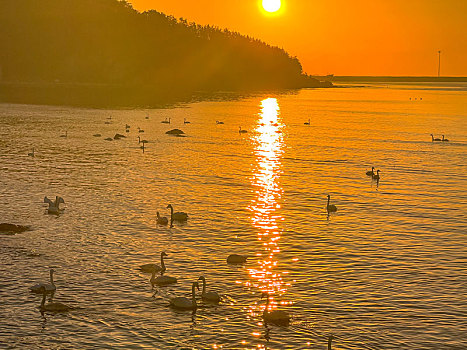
[[315, 76, 467, 83]]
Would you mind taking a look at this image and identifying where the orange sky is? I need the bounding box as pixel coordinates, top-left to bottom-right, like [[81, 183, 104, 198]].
[[129, 0, 466, 76]]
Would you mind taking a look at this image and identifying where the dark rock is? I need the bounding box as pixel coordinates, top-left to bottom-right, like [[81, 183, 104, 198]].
[[0, 223, 30, 234], [166, 129, 185, 135]]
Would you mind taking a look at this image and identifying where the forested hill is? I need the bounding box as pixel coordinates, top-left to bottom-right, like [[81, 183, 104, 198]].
[[0, 0, 330, 106]]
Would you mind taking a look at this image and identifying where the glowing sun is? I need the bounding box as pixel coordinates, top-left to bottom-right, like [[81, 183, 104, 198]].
[[262, 0, 281, 13]]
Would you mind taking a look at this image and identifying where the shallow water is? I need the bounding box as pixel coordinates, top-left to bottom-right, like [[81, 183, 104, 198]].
[[0, 83, 466, 349]]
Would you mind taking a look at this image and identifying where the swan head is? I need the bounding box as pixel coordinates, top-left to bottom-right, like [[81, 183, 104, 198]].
[[198, 276, 206, 283], [166, 204, 173, 209], [327, 194, 331, 199], [161, 251, 168, 258], [193, 281, 200, 291]]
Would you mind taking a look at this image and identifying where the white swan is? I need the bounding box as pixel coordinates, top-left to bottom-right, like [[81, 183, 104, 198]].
[[38, 286, 70, 312], [44, 196, 65, 215], [169, 282, 199, 310], [140, 251, 168, 273], [326, 195, 337, 213], [156, 212, 168, 225], [30, 269, 56, 293], [262, 292, 290, 325], [167, 204, 188, 222], [198, 276, 220, 303], [151, 270, 178, 286], [227, 254, 248, 264]]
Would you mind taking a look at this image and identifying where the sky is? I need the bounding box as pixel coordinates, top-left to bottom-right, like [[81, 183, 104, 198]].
[[129, 0, 467, 76]]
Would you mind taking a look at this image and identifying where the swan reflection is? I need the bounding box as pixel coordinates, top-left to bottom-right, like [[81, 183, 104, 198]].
[[247, 98, 290, 319]]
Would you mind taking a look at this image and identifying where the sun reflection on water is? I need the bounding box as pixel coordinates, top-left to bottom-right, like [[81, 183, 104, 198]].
[[247, 98, 290, 315]]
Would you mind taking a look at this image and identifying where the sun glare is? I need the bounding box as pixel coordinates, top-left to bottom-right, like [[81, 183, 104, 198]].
[[262, 0, 281, 13]]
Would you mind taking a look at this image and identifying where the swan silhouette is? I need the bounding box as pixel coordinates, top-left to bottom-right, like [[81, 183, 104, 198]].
[[372, 169, 381, 180], [30, 269, 56, 293], [156, 212, 168, 225], [137, 127, 144, 133], [28, 148, 35, 157], [140, 251, 168, 273], [366, 167, 375, 176], [161, 118, 171, 124], [198, 276, 220, 303], [304, 119, 310, 125], [169, 282, 199, 310], [227, 254, 248, 264], [184, 118, 190, 124], [262, 292, 290, 325], [431, 134, 441, 142], [60, 131, 67, 138], [216, 121, 224, 124], [151, 269, 178, 286], [239, 126, 248, 134], [326, 195, 337, 213], [38, 286, 70, 312], [442, 135, 449, 142], [44, 196, 65, 215], [167, 204, 188, 222]]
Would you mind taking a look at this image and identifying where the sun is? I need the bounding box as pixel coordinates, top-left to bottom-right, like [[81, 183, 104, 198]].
[[262, 0, 281, 13]]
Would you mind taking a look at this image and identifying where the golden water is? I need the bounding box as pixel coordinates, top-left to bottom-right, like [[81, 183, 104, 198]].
[[0, 83, 466, 349]]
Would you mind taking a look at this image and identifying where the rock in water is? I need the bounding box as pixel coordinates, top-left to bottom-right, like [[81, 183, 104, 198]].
[[0, 223, 30, 234], [165, 129, 185, 135]]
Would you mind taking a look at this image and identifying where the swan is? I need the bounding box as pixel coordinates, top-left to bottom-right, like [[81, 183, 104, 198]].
[[167, 204, 188, 222], [30, 269, 56, 293], [161, 118, 171, 124], [93, 133, 101, 137], [372, 169, 380, 180], [198, 276, 220, 303], [216, 121, 224, 124], [304, 119, 310, 125], [184, 118, 190, 124], [28, 148, 35, 157], [140, 251, 168, 273], [38, 286, 70, 312], [431, 134, 441, 142], [169, 282, 199, 310], [104, 137, 113, 141], [326, 195, 337, 213], [44, 196, 65, 214], [239, 126, 248, 134], [366, 166, 375, 176], [442, 135, 449, 142], [156, 212, 168, 225], [125, 124, 130, 129], [138, 127, 144, 133], [60, 131, 67, 138], [261, 292, 290, 325], [227, 254, 248, 264], [151, 270, 178, 286]]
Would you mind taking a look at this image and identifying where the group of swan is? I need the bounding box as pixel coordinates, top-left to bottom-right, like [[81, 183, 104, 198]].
[[366, 167, 381, 180], [155, 204, 188, 225], [169, 276, 221, 310], [431, 134, 449, 142], [44, 196, 65, 215]]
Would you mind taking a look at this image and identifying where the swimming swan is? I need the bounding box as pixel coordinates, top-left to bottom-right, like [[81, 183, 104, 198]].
[[216, 121, 224, 124], [151, 270, 178, 286], [430, 134, 441, 142], [44, 196, 65, 215], [169, 282, 199, 310], [198, 276, 220, 303], [326, 195, 337, 213], [38, 286, 70, 312], [156, 212, 169, 225], [442, 135, 449, 142], [366, 167, 374, 176], [304, 119, 310, 125], [372, 169, 380, 180], [161, 118, 171, 124], [28, 148, 35, 157], [140, 251, 168, 273], [261, 292, 290, 325], [30, 269, 56, 293], [227, 254, 248, 264], [184, 118, 190, 124], [167, 204, 188, 222], [239, 127, 248, 134]]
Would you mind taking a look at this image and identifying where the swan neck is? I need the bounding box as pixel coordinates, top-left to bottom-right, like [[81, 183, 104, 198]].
[[161, 254, 166, 269], [202, 279, 206, 294], [40, 292, 46, 308], [50, 270, 54, 285], [191, 285, 197, 307]]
